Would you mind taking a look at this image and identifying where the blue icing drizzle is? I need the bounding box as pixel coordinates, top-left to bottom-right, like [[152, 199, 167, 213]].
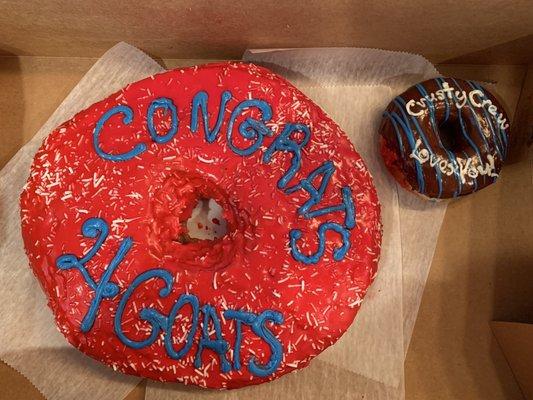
[[435, 78, 451, 123], [395, 97, 443, 198], [194, 304, 231, 373], [147, 97, 179, 144], [433, 78, 461, 196], [448, 78, 483, 165], [465, 81, 505, 160], [416, 82, 462, 197], [451, 80, 500, 165], [191, 90, 232, 142], [458, 110, 481, 161], [290, 222, 350, 264], [415, 83, 443, 142], [114, 269, 174, 348], [383, 111, 405, 154], [285, 161, 355, 229], [227, 99, 274, 156], [93, 105, 147, 162], [56, 217, 129, 332], [386, 110, 426, 194], [471, 81, 508, 154], [263, 123, 311, 189], [415, 84, 440, 132], [469, 107, 500, 162]]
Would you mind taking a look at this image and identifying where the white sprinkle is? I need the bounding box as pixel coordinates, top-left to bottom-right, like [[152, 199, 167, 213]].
[[198, 155, 215, 164]]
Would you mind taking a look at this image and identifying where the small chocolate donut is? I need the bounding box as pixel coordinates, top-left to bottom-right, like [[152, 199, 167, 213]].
[[379, 78, 510, 199]]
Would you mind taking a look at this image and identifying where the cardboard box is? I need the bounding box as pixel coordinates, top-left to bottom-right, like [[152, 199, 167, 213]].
[[1, 2, 531, 399]]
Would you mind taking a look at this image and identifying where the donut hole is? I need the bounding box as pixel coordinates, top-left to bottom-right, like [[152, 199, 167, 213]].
[[438, 119, 463, 152], [183, 198, 227, 242], [150, 171, 238, 270]]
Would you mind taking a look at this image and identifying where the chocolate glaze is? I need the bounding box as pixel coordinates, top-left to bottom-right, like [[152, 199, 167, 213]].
[[379, 78, 509, 199]]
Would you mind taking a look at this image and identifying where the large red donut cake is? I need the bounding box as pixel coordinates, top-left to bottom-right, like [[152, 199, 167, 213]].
[[20, 62, 381, 389]]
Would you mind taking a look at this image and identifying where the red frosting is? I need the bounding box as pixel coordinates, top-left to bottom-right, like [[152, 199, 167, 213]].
[[20, 62, 381, 389]]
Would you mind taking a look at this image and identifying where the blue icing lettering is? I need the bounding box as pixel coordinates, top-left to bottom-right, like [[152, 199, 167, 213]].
[[57, 217, 287, 377], [263, 123, 311, 189], [93, 105, 147, 162], [248, 310, 284, 377], [227, 99, 273, 156], [114, 269, 173, 349], [92, 88, 356, 268], [56, 217, 129, 332], [223, 310, 256, 370], [194, 304, 231, 373], [56, 218, 110, 291], [164, 294, 200, 359], [286, 161, 356, 229], [290, 222, 350, 265], [223, 310, 283, 376], [147, 97, 179, 144], [191, 90, 232, 142]]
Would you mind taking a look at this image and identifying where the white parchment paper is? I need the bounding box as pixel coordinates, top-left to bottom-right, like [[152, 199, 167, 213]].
[[0, 44, 447, 400]]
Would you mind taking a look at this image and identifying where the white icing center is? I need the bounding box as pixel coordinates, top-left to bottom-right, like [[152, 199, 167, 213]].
[[186, 198, 227, 240]]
